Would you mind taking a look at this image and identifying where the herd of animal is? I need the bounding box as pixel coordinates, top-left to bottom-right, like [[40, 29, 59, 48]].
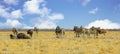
[[9, 26, 107, 39], [10, 27, 38, 39]]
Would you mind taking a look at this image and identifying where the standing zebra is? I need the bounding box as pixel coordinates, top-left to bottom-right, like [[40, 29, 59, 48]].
[[55, 26, 65, 38], [34, 27, 39, 36], [12, 27, 18, 36]]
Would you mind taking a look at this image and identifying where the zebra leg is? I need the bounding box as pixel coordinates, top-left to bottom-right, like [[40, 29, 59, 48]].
[[96, 33, 98, 38], [94, 34, 96, 39], [78, 33, 80, 37], [56, 33, 59, 38], [76, 33, 78, 37], [87, 33, 90, 38], [96, 35, 98, 38], [82, 32, 84, 38]]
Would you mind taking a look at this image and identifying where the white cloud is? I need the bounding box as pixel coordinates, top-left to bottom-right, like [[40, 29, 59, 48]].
[[0, 19, 34, 29], [0, 5, 22, 19], [0, 5, 11, 18], [48, 13, 64, 20], [89, 7, 98, 14], [0, 19, 22, 28], [22, 25, 34, 29], [33, 13, 64, 29], [23, 0, 64, 29], [86, 19, 120, 29], [6, 19, 22, 27], [35, 20, 56, 29], [39, 7, 51, 17], [11, 9, 23, 19], [82, 0, 91, 6], [4, 0, 19, 5], [0, 0, 64, 29], [23, 0, 45, 14]]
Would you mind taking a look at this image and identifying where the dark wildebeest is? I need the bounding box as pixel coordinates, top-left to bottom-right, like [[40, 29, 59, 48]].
[[55, 26, 65, 38], [27, 29, 33, 37], [10, 33, 31, 39], [95, 27, 107, 36], [34, 27, 38, 36], [17, 33, 31, 39], [12, 27, 18, 36]]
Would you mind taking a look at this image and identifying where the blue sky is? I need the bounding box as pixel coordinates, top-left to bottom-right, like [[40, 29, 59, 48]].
[[0, 0, 120, 29]]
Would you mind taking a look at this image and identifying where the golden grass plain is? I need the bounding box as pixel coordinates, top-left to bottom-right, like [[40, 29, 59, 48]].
[[0, 30, 120, 54]]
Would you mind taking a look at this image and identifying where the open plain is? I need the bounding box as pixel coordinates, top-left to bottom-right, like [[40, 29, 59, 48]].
[[0, 30, 120, 54]]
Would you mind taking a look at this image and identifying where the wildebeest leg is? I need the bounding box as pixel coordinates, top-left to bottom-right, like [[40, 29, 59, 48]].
[[29, 34, 32, 37]]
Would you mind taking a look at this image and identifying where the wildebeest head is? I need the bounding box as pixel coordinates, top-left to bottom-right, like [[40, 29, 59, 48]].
[[10, 34, 16, 39], [27, 29, 33, 37], [27, 29, 33, 34]]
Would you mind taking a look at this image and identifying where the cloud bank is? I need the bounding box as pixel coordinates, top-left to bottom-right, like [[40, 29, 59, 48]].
[[0, 0, 64, 29], [86, 19, 120, 29]]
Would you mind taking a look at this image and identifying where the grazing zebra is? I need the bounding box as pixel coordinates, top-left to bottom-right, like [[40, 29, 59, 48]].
[[55, 26, 65, 38], [73, 26, 83, 37], [81, 27, 107, 38], [89, 27, 99, 38], [27, 29, 33, 37], [12, 27, 18, 36], [88, 27, 107, 38], [34, 27, 39, 36], [73, 26, 98, 38]]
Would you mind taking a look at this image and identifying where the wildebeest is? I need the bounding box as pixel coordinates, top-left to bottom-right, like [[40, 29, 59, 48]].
[[12, 27, 18, 36], [34, 27, 38, 36], [10, 33, 31, 39], [96, 28, 107, 36], [27, 29, 33, 37], [17, 33, 31, 39], [55, 26, 65, 38]]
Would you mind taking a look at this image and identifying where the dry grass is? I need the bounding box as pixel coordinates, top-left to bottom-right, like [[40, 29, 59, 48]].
[[0, 30, 120, 54]]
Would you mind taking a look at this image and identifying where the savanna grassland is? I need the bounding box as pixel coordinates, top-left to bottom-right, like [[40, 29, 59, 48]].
[[0, 30, 120, 54]]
